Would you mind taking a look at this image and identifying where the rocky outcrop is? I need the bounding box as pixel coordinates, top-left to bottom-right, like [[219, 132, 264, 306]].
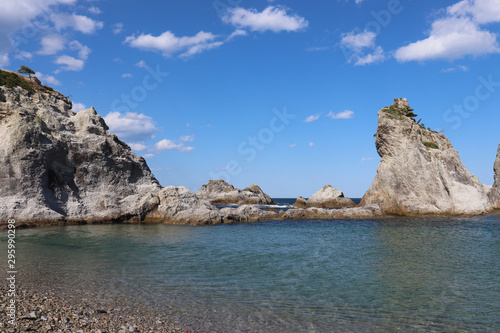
[[488, 144, 500, 209], [293, 185, 356, 208], [361, 98, 491, 216], [283, 205, 383, 220], [0, 73, 162, 224], [196, 179, 275, 205], [145, 186, 223, 225]]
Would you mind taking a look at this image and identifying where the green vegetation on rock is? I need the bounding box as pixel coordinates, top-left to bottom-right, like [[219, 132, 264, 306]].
[[423, 141, 439, 149], [384, 104, 418, 120], [0, 70, 34, 92]]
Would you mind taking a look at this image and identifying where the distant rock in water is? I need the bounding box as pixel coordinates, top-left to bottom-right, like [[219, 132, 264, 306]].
[[361, 98, 491, 215], [196, 179, 275, 205], [0, 71, 161, 224], [293, 185, 356, 208]]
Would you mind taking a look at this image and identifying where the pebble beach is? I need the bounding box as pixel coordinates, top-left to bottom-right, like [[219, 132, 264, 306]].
[[0, 284, 189, 333]]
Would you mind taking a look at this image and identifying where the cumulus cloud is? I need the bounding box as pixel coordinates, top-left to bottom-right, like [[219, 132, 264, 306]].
[[135, 60, 147, 68], [69, 40, 91, 60], [52, 13, 103, 34], [327, 110, 354, 119], [304, 114, 320, 123], [155, 139, 194, 152], [55, 55, 84, 71], [88, 6, 102, 15], [112, 23, 123, 35], [35, 72, 61, 86], [128, 143, 148, 151], [340, 29, 385, 66], [71, 102, 86, 112], [125, 30, 223, 58], [15, 51, 33, 60], [180, 135, 194, 142], [38, 34, 66, 55], [395, 0, 500, 62], [226, 29, 248, 41], [104, 111, 159, 142], [222, 6, 308, 33]]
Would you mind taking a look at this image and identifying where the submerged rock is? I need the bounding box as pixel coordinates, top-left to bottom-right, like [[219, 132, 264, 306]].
[[0, 72, 161, 224], [293, 185, 356, 208], [361, 98, 491, 216], [196, 179, 275, 205]]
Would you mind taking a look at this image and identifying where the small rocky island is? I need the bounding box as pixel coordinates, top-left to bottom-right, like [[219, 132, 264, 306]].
[[0, 70, 499, 227]]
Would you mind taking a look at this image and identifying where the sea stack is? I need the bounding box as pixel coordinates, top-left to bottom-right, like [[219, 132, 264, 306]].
[[196, 179, 275, 205], [293, 185, 356, 208], [361, 98, 491, 215], [0, 70, 162, 224]]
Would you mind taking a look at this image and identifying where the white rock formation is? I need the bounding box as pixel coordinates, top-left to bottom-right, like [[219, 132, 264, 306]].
[[196, 179, 275, 205], [361, 98, 491, 215], [293, 185, 356, 208]]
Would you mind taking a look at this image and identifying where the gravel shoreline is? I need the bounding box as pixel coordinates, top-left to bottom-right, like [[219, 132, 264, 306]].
[[0, 284, 190, 333]]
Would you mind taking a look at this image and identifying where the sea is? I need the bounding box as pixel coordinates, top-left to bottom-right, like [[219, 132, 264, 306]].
[[1, 198, 499, 332]]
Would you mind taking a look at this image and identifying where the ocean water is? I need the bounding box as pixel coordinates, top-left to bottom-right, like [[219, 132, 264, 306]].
[[1, 212, 499, 332]]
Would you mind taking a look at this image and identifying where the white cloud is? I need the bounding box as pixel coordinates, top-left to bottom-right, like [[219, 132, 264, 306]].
[[340, 29, 386, 66], [355, 0, 365, 3], [304, 114, 320, 123], [128, 143, 148, 151], [289, 142, 297, 148], [143, 153, 155, 158], [395, 1, 500, 62], [309, 142, 314, 147], [88, 6, 102, 15], [0, 0, 76, 54], [395, 16, 499, 61], [104, 111, 159, 142], [113, 58, 123, 63], [15, 51, 33, 60], [222, 6, 308, 33], [327, 110, 354, 119], [125, 30, 223, 58], [55, 55, 84, 71], [112, 23, 123, 35], [180, 135, 194, 142], [38, 34, 66, 55], [52, 13, 103, 34], [135, 60, 147, 68], [35, 71, 61, 86], [441, 65, 469, 73], [226, 29, 248, 41], [361, 157, 374, 162], [447, 0, 500, 24], [69, 40, 91, 60], [121, 73, 132, 78], [72, 102, 86, 112], [0, 54, 8, 66], [155, 139, 194, 152]]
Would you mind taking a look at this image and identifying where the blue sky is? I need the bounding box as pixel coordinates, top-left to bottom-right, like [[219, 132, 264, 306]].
[[1, 0, 500, 198]]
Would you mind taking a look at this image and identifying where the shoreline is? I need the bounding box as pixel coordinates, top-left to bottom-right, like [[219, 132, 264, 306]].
[[0, 283, 189, 333]]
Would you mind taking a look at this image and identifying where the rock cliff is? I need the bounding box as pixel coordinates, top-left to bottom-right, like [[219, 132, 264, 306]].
[[293, 185, 356, 208], [196, 179, 275, 205], [0, 71, 162, 224], [361, 98, 491, 215], [488, 144, 500, 209]]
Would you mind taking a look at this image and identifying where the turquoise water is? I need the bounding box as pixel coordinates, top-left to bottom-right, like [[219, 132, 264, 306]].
[[1, 215, 500, 332]]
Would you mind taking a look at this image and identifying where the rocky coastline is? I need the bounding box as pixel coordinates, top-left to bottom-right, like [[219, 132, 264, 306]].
[[1, 71, 500, 228]]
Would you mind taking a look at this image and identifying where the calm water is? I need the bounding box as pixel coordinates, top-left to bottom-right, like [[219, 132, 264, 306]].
[[1, 214, 499, 332]]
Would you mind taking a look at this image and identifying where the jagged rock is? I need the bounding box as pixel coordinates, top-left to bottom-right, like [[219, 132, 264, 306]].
[[0, 74, 162, 225], [488, 144, 500, 209], [220, 204, 279, 223], [283, 205, 383, 220], [146, 186, 222, 225], [293, 185, 356, 208], [361, 98, 491, 215], [196, 179, 275, 205]]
